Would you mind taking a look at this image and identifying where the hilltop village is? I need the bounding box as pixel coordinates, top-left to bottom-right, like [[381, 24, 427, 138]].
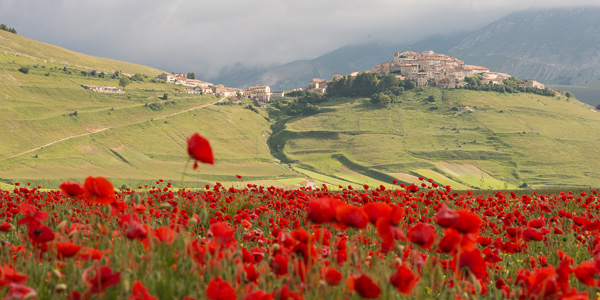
[[83, 50, 548, 106], [306, 50, 545, 96]]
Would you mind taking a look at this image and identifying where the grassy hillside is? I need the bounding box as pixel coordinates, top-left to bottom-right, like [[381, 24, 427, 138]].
[[0, 30, 162, 76], [271, 89, 600, 189], [2, 30, 600, 190], [0, 31, 298, 188]]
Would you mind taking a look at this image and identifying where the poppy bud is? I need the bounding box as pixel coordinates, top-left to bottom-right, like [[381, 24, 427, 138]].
[[24, 292, 37, 300], [56, 221, 68, 232], [54, 283, 67, 293], [159, 203, 172, 210]]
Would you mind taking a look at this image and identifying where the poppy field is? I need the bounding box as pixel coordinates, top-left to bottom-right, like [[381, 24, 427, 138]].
[[1, 134, 600, 299]]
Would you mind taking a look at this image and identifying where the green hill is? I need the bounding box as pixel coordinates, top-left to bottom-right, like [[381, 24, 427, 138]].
[[270, 89, 600, 189], [0, 30, 296, 188], [2, 30, 600, 190]]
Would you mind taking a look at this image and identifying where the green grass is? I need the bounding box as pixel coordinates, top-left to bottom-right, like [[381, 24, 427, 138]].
[[275, 89, 600, 189], [0, 31, 299, 188], [3, 30, 600, 189]]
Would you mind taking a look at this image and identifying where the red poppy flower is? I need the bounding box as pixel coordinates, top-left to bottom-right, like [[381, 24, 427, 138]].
[[438, 228, 461, 254], [28, 223, 54, 244], [434, 205, 459, 228], [307, 196, 339, 224], [273, 284, 301, 300], [516, 267, 558, 298], [527, 218, 545, 228], [390, 265, 419, 295], [573, 261, 599, 287], [477, 236, 492, 247], [130, 280, 158, 300], [244, 290, 274, 300], [573, 216, 591, 227], [5, 283, 36, 300], [125, 221, 148, 240], [271, 254, 289, 276], [206, 276, 236, 300], [362, 202, 392, 225], [0, 265, 28, 285], [17, 203, 49, 227], [335, 204, 369, 229], [243, 264, 259, 282], [0, 222, 12, 232], [407, 223, 436, 250], [374, 219, 393, 250], [59, 181, 84, 197], [187, 133, 214, 169], [83, 266, 121, 295], [354, 274, 381, 298], [450, 210, 481, 234], [322, 267, 343, 285], [187, 239, 209, 266], [153, 226, 176, 245], [406, 184, 420, 193], [523, 228, 544, 242], [453, 249, 487, 279], [313, 228, 332, 246], [83, 176, 116, 205], [56, 241, 82, 258], [210, 222, 236, 246], [390, 204, 404, 225], [77, 247, 104, 261]]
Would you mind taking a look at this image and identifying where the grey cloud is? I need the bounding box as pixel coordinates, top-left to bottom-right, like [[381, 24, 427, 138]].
[[1, 0, 599, 79]]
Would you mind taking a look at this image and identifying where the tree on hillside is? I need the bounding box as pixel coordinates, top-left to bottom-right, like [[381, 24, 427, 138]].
[[119, 77, 130, 90], [403, 79, 415, 90], [18, 66, 29, 74], [0, 24, 17, 34], [370, 93, 392, 106], [351, 72, 378, 97], [130, 73, 144, 82], [187, 72, 196, 80], [377, 74, 399, 94]]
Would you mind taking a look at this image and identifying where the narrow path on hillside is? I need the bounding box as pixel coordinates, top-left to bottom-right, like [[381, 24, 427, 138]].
[[1, 96, 226, 160]]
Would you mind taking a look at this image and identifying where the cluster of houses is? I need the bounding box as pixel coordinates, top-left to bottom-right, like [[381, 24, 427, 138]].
[[81, 85, 124, 93], [155, 50, 547, 106], [386, 50, 545, 89], [156, 73, 284, 106], [306, 50, 545, 94]]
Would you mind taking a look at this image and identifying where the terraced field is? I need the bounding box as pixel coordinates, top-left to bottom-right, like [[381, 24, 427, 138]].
[[271, 88, 600, 189]]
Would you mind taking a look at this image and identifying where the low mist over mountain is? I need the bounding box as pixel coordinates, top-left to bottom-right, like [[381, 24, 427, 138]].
[[214, 7, 600, 90], [210, 43, 399, 91], [448, 7, 600, 86]]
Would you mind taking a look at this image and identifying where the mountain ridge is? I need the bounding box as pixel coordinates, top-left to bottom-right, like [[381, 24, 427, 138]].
[[448, 7, 600, 86], [213, 7, 600, 92]]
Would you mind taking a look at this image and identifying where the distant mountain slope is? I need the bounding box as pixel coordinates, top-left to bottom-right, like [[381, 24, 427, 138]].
[[448, 7, 600, 85], [217, 7, 600, 91], [211, 33, 475, 91], [211, 43, 402, 91]]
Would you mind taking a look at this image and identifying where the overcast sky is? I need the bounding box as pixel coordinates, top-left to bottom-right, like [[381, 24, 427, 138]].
[[1, 0, 599, 78]]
